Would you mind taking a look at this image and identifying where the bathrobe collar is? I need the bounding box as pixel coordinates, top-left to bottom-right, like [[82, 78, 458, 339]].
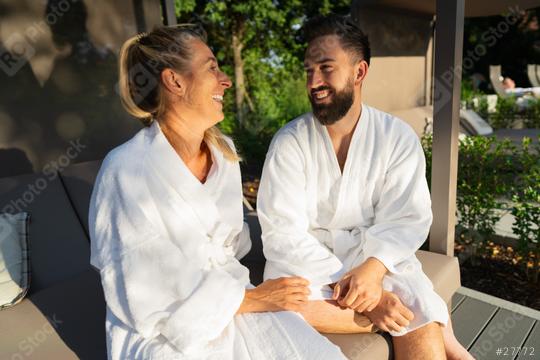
[[144, 120, 234, 242]]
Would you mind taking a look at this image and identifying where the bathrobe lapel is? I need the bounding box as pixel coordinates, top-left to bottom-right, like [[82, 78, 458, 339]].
[[144, 121, 236, 245], [315, 106, 369, 230], [311, 108, 369, 269]]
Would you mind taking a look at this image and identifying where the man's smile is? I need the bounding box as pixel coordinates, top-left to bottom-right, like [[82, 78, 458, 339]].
[[311, 88, 333, 102]]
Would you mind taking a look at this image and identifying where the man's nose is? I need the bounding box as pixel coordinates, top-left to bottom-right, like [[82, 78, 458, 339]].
[[307, 70, 324, 90]]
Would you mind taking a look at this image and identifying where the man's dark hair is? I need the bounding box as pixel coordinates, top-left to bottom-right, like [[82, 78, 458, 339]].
[[303, 14, 371, 66]]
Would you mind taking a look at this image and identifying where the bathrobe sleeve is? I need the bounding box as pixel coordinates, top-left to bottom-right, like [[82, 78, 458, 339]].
[[230, 222, 252, 260], [362, 129, 433, 274], [258, 133, 343, 284], [90, 172, 246, 354]]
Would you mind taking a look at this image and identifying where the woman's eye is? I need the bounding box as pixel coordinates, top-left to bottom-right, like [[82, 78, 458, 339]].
[[322, 66, 332, 72]]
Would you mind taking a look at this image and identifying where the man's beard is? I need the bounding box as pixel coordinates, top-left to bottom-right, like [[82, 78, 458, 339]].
[[309, 77, 355, 126]]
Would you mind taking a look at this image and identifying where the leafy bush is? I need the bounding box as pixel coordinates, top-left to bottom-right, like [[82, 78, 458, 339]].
[[473, 96, 490, 120], [475, 95, 540, 130], [461, 78, 485, 108], [220, 75, 310, 174], [510, 137, 540, 283], [490, 96, 519, 129], [455, 136, 513, 259], [422, 134, 540, 282], [523, 98, 540, 128]]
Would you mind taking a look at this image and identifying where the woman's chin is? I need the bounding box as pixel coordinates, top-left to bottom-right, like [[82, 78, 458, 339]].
[[210, 113, 225, 126]]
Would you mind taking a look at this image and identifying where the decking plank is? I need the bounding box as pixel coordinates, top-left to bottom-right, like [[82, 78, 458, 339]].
[[451, 297, 498, 349], [451, 293, 466, 312], [516, 321, 539, 360], [469, 309, 536, 359]]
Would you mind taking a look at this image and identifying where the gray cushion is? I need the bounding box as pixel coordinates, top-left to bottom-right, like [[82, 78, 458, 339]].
[[0, 173, 90, 294], [0, 213, 30, 309], [240, 210, 265, 285], [59, 160, 103, 235], [0, 269, 106, 360], [0, 298, 78, 360], [416, 249, 460, 305]]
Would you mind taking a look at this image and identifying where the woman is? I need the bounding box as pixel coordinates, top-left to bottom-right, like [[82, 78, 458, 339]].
[[89, 25, 346, 359]]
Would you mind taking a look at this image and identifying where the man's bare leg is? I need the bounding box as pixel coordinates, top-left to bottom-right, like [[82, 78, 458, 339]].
[[299, 300, 374, 333], [393, 322, 446, 360], [442, 316, 474, 360]]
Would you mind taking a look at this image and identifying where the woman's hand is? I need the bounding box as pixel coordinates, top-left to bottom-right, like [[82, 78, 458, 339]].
[[332, 257, 386, 313], [363, 291, 414, 333], [237, 277, 311, 314]]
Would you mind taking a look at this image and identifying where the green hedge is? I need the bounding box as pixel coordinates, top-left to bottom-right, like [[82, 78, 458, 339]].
[[469, 95, 540, 129], [422, 134, 540, 283]]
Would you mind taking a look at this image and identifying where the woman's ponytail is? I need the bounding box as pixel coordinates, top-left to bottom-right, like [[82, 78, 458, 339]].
[[118, 35, 154, 126]]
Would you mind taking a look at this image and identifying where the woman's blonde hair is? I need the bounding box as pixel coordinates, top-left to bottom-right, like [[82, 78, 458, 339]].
[[118, 24, 239, 161]]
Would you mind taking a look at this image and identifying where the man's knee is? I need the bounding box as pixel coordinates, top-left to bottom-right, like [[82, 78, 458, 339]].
[[393, 322, 445, 360], [406, 322, 442, 336], [398, 322, 444, 344]]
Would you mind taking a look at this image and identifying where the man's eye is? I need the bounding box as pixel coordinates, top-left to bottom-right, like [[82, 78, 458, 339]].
[[321, 66, 332, 72]]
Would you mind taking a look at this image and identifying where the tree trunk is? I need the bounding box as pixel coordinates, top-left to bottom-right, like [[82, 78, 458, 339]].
[[232, 31, 246, 126]]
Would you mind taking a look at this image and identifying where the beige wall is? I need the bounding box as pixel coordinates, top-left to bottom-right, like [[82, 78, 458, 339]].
[[352, 4, 434, 113], [363, 56, 429, 111]]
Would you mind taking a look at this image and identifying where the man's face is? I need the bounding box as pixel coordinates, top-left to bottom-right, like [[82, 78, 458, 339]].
[[304, 35, 356, 125]]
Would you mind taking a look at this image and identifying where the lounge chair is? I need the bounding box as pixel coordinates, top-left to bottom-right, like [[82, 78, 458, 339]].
[[490, 65, 540, 100], [0, 160, 461, 359], [527, 64, 540, 88], [489, 65, 508, 98], [392, 106, 539, 145]]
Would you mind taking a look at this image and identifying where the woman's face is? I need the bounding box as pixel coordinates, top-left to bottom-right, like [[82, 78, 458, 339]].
[[179, 39, 232, 129]]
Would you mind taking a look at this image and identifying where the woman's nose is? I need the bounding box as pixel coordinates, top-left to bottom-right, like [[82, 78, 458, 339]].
[[221, 72, 232, 89]]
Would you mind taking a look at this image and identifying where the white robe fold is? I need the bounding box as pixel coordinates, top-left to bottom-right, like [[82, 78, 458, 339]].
[[258, 105, 449, 336], [89, 121, 345, 359]]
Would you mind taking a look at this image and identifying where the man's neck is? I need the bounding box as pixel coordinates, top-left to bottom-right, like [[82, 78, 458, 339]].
[[325, 97, 363, 172], [326, 97, 362, 140]]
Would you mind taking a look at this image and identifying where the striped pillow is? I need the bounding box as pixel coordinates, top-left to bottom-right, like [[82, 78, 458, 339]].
[[0, 213, 30, 310]]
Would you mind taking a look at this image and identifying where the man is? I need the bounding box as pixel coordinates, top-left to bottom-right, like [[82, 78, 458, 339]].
[[257, 14, 472, 360]]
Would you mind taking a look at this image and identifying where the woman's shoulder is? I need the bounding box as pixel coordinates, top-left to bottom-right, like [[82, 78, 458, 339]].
[[97, 126, 151, 182]]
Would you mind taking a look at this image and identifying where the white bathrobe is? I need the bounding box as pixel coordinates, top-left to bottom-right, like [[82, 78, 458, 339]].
[[257, 104, 449, 336], [89, 120, 345, 359]]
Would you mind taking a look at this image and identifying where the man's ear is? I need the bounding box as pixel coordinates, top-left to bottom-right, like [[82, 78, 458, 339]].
[[161, 68, 185, 96], [355, 60, 369, 84]]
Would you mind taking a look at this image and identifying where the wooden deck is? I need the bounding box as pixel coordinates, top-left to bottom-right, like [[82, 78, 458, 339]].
[[452, 288, 540, 359]]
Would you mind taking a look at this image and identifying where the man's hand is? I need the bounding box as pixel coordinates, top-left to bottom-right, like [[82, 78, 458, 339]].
[[332, 257, 387, 313], [364, 291, 414, 333]]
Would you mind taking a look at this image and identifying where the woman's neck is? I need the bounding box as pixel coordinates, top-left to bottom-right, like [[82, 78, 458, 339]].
[[158, 111, 206, 163]]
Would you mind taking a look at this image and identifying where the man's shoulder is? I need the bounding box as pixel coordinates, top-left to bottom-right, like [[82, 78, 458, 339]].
[[366, 105, 418, 142], [269, 112, 314, 149], [278, 112, 313, 136]]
